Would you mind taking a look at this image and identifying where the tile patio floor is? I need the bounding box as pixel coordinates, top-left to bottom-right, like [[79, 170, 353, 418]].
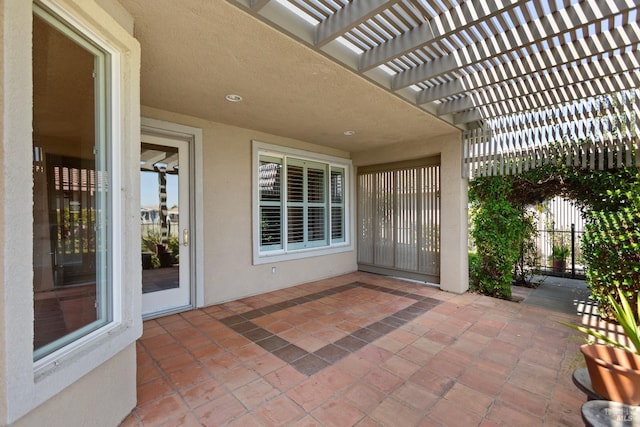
[[120, 272, 588, 426]]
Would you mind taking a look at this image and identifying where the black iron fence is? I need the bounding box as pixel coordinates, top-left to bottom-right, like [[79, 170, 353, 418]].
[[530, 224, 586, 279]]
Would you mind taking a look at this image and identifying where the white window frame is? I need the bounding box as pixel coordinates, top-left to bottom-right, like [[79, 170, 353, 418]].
[[2, 1, 141, 423], [252, 141, 353, 265]]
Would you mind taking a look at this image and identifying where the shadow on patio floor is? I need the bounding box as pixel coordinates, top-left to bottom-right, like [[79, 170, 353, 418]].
[[514, 275, 594, 316]]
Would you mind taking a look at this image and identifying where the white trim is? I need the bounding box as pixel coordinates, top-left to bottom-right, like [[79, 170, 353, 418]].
[[252, 140, 353, 265], [141, 117, 205, 308]]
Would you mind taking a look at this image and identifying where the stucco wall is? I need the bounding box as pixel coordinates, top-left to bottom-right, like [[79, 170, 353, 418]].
[[0, 1, 7, 423], [1, 0, 140, 425], [142, 106, 358, 306], [12, 345, 136, 427], [352, 133, 469, 294]]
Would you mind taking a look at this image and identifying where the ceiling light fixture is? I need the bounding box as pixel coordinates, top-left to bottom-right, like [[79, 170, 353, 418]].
[[225, 94, 243, 102], [343, 130, 355, 136]]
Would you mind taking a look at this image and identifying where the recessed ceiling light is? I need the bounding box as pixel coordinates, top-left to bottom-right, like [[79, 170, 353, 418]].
[[225, 94, 243, 102], [343, 130, 355, 136]]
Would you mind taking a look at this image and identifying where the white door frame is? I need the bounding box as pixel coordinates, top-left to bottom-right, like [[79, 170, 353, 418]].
[[141, 117, 204, 312]]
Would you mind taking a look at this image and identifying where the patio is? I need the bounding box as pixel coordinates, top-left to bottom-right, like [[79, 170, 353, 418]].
[[121, 272, 587, 426]]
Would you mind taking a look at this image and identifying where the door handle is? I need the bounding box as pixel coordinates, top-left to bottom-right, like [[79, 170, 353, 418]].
[[182, 229, 189, 246]]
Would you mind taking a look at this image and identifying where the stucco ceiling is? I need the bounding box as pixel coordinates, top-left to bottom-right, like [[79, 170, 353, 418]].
[[117, 0, 457, 152]]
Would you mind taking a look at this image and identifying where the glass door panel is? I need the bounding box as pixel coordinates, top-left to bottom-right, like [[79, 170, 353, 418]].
[[141, 135, 191, 316]]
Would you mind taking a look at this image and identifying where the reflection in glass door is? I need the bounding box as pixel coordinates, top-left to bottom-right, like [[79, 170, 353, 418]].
[[141, 135, 191, 317]]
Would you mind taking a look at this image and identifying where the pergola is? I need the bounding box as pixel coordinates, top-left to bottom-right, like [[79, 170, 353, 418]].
[[228, 0, 640, 176]]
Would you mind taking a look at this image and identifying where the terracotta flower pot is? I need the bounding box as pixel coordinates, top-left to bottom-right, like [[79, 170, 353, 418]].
[[580, 344, 640, 405]]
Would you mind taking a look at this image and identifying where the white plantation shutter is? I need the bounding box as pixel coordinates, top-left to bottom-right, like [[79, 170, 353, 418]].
[[330, 167, 345, 243], [259, 156, 283, 251], [258, 150, 346, 256], [287, 159, 328, 250]]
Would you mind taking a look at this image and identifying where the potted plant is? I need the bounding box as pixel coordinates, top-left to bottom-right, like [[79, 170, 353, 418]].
[[562, 287, 640, 405], [549, 245, 569, 272]]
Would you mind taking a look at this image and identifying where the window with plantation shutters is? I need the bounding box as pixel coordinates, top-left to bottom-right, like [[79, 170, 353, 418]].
[[254, 142, 352, 263]]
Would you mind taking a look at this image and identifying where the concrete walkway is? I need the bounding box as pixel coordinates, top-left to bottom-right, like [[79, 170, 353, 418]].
[[514, 275, 594, 317]]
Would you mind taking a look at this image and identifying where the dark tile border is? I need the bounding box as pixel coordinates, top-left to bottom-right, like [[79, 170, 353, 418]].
[[220, 282, 441, 375]]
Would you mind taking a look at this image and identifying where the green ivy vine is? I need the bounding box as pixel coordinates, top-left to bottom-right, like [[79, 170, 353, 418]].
[[469, 146, 640, 318]]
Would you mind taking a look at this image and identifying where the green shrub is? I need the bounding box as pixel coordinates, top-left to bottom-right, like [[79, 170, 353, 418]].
[[469, 176, 524, 299], [583, 189, 640, 318]]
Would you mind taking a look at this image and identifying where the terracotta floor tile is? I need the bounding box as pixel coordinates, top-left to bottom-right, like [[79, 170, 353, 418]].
[[202, 352, 240, 374], [193, 393, 247, 426], [287, 378, 334, 411], [291, 415, 323, 426], [167, 363, 211, 389], [409, 367, 456, 396], [356, 344, 393, 365], [225, 413, 263, 427], [135, 394, 189, 427], [458, 366, 506, 397], [244, 352, 287, 376], [232, 342, 267, 361], [295, 335, 327, 353], [177, 334, 214, 351], [391, 382, 440, 412], [311, 398, 365, 427], [363, 366, 404, 393], [428, 398, 484, 426], [264, 364, 308, 392], [255, 395, 306, 426], [233, 378, 281, 409], [136, 376, 173, 406], [370, 397, 424, 427], [334, 353, 376, 378], [498, 383, 548, 417], [136, 362, 162, 385], [157, 412, 201, 427], [145, 341, 185, 361], [180, 377, 226, 409], [443, 383, 493, 417], [128, 273, 585, 427], [342, 381, 386, 413], [215, 364, 260, 390], [158, 351, 196, 372], [486, 400, 543, 426], [189, 342, 224, 360], [380, 355, 421, 378], [314, 365, 355, 392]]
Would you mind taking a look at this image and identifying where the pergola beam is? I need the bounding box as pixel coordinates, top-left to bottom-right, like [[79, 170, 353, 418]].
[[314, 0, 395, 47], [437, 96, 475, 116], [249, 0, 270, 11], [418, 29, 639, 106], [393, 0, 638, 89], [453, 109, 483, 125], [476, 72, 640, 120], [359, 0, 530, 71]]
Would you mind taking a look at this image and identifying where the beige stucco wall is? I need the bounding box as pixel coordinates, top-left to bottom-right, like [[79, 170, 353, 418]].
[[1, 0, 140, 425], [352, 133, 469, 294], [142, 106, 358, 306], [0, 1, 7, 423], [12, 345, 136, 427]]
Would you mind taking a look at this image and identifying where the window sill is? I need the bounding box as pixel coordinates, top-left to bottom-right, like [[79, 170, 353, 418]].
[[254, 243, 353, 265]]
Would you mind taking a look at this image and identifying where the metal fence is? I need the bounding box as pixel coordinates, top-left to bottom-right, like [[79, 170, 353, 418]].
[[531, 224, 586, 279], [527, 196, 586, 278]]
